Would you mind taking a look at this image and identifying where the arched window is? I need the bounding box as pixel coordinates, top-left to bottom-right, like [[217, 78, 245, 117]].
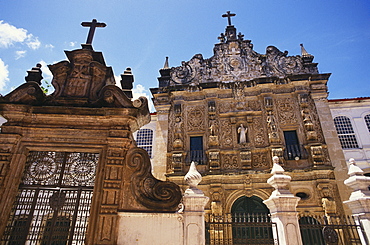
[[136, 129, 154, 158], [333, 116, 359, 149], [365, 114, 370, 132]]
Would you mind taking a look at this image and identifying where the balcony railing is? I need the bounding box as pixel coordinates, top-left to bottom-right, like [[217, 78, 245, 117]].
[[185, 150, 207, 165], [284, 144, 308, 160]]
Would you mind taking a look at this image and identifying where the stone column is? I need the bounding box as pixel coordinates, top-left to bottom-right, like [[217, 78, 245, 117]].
[[263, 156, 302, 245], [182, 161, 209, 245], [343, 158, 370, 244]]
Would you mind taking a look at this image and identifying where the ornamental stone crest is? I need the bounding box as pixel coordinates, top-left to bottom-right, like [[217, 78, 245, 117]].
[[163, 23, 318, 87]]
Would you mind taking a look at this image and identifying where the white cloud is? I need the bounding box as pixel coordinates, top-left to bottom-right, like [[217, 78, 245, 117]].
[[0, 58, 9, 91], [69, 41, 76, 47], [0, 20, 41, 50], [38, 60, 53, 79], [45, 44, 54, 49], [26, 34, 40, 50], [114, 75, 121, 88], [15, 50, 26, 60], [0, 20, 28, 48]]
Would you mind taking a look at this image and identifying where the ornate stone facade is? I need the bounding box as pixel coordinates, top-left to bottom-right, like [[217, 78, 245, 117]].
[[151, 13, 349, 220]]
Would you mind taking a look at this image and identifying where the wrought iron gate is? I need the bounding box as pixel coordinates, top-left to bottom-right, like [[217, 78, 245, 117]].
[[299, 215, 369, 245], [206, 213, 278, 245], [1, 151, 99, 245]]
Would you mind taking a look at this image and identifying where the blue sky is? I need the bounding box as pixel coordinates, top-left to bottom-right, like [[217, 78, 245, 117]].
[[1, 1, 369, 111]]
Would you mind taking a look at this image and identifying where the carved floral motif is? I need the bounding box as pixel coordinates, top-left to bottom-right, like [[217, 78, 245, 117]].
[[276, 97, 298, 125]]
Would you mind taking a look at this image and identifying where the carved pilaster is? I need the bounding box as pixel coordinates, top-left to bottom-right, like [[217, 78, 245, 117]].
[[208, 151, 220, 170], [240, 150, 252, 169]]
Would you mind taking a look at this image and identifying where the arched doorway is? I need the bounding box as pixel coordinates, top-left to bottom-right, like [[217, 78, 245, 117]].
[[231, 196, 274, 244]]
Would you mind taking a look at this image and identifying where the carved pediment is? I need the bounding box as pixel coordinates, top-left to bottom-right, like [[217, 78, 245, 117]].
[[48, 48, 115, 101], [1, 82, 45, 105], [167, 30, 318, 87]]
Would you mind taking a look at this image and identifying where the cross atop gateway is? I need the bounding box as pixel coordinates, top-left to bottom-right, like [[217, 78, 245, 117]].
[[81, 19, 106, 45], [222, 11, 236, 26]]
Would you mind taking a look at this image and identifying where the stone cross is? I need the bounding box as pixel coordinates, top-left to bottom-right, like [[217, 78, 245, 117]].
[[81, 19, 106, 45], [222, 11, 236, 26]]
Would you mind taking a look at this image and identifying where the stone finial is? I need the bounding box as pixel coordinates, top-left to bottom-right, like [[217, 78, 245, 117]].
[[300, 43, 314, 63], [25, 63, 43, 85], [347, 158, 364, 177], [185, 161, 202, 189], [120, 67, 134, 99], [344, 158, 370, 199], [162, 56, 169, 69], [267, 156, 292, 195], [271, 156, 285, 175]]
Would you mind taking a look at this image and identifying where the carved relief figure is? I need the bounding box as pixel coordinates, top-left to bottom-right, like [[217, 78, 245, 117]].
[[237, 124, 248, 143]]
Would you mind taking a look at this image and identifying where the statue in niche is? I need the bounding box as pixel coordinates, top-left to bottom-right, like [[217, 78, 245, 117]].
[[267, 112, 280, 143], [237, 124, 248, 143], [301, 108, 314, 131], [209, 123, 216, 136], [209, 123, 219, 146]]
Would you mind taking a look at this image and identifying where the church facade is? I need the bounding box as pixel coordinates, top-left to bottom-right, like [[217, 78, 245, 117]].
[[150, 12, 350, 220]]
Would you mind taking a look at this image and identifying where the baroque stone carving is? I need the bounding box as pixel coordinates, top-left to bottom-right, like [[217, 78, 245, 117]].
[[222, 153, 238, 169], [252, 150, 269, 169], [240, 150, 252, 169], [220, 119, 233, 148], [186, 105, 205, 132], [252, 117, 267, 147], [266, 111, 280, 144], [123, 147, 182, 211], [163, 29, 318, 87], [276, 97, 298, 125]]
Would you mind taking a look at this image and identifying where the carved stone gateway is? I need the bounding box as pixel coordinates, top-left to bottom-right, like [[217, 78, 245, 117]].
[[0, 44, 181, 244]]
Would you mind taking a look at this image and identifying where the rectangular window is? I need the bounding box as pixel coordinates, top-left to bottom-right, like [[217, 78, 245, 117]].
[[283, 131, 302, 160], [189, 136, 205, 165]]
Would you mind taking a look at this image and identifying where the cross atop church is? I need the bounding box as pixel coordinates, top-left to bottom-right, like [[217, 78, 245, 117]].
[[222, 11, 236, 26], [81, 19, 106, 45]]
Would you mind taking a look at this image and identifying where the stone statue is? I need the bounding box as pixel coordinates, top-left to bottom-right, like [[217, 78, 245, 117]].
[[237, 124, 248, 143]]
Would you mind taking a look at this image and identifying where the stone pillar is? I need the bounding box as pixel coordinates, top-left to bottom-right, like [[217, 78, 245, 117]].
[[182, 161, 209, 245], [343, 158, 370, 244], [263, 156, 302, 245]]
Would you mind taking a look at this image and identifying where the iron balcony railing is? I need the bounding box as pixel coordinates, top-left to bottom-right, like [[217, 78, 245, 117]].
[[284, 144, 308, 160], [185, 150, 207, 165]]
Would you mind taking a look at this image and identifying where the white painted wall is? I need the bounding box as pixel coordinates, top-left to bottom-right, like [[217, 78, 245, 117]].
[[329, 98, 370, 173]]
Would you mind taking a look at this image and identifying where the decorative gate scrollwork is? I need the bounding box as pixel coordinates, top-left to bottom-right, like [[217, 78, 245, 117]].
[[1, 151, 99, 245]]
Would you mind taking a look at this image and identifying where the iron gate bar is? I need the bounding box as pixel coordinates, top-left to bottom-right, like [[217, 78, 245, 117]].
[[299, 215, 368, 245], [205, 213, 278, 245], [1, 151, 99, 245]]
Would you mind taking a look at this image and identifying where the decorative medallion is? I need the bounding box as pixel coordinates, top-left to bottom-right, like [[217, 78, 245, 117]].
[[29, 157, 57, 181], [322, 226, 339, 245], [69, 158, 96, 182]]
